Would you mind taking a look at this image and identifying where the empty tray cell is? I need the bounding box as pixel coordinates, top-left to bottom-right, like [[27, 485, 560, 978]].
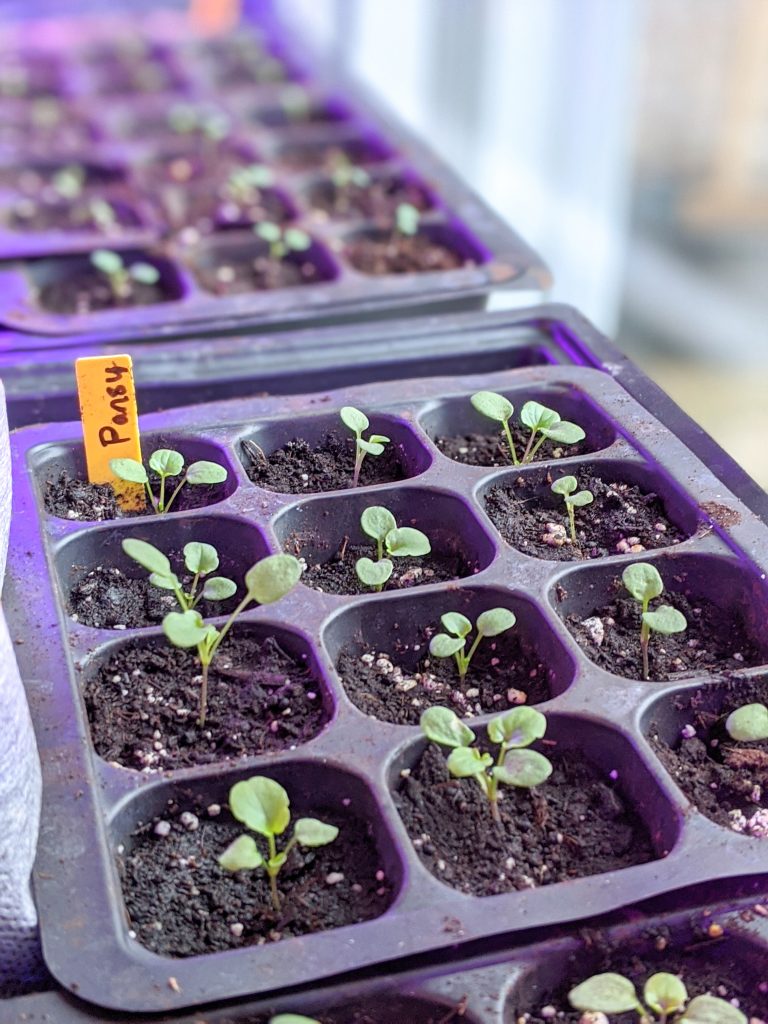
[[305, 168, 435, 222], [507, 918, 768, 1022], [392, 712, 678, 896], [24, 249, 185, 316], [191, 230, 338, 295], [644, 675, 768, 837], [420, 384, 617, 469], [82, 620, 334, 771], [36, 433, 237, 521], [481, 457, 700, 562], [322, 585, 576, 724], [275, 133, 394, 172], [111, 759, 403, 955], [239, 410, 432, 494], [552, 552, 768, 681], [344, 222, 489, 276], [0, 158, 125, 193], [55, 513, 270, 629], [274, 486, 497, 596]]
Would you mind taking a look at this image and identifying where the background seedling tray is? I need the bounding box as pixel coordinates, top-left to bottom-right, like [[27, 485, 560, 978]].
[[0, 9, 547, 341], [6, 352, 768, 1013]]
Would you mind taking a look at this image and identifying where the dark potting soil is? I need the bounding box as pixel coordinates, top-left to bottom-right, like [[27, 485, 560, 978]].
[[143, 151, 247, 188], [247, 1000, 463, 1024], [516, 941, 768, 1023], [242, 430, 407, 493], [195, 249, 324, 294], [485, 473, 685, 561], [297, 543, 468, 596], [345, 232, 469, 275], [563, 586, 762, 681], [277, 139, 387, 173], [307, 173, 433, 221], [43, 470, 227, 520], [119, 799, 392, 955], [256, 102, 347, 128], [336, 626, 554, 725], [85, 633, 327, 771], [0, 161, 123, 193], [36, 268, 172, 315], [436, 425, 590, 469], [396, 743, 655, 897], [8, 196, 142, 233], [649, 677, 768, 833], [161, 184, 293, 233]]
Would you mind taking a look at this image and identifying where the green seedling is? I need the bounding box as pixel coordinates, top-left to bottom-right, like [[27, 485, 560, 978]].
[[551, 475, 594, 543], [122, 537, 236, 613], [355, 505, 430, 591], [395, 201, 420, 237], [109, 447, 228, 515], [218, 775, 338, 912], [568, 970, 747, 1023], [470, 392, 586, 466], [279, 83, 312, 121], [429, 608, 517, 679], [420, 705, 552, 822], [725, 702, 768, 743], [226, 163, 274, 203], [621, 563, 687, 681], [161, 553, 301, 727], [51, 164, 85, 200], [339, 406, 391, 487], [254, 221, 311, 261], [329, 151, 370, 190], [269, 1016, 321, 1024], [87, 197, 117, 231], [90, 249, 160, 300]]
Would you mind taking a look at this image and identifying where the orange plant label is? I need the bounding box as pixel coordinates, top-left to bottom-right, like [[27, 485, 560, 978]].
[[75, 354, 144, 511]]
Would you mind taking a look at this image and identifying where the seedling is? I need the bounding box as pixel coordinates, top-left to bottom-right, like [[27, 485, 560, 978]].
[[355, 505, 431, 591], [161, 553, 302, 726], [395, 201, 420, 237], [329, 151, 370, 190], [218, 775, 338, 912], [254, 221, 311, 261], [269, 1017, 320, 1024], [89, 249, 160, 300], [568, 970, 746, 1022], [167, 102, 230, 141], [121, 538, 237, 612], [551, 475, 594, 543], [429, 608, 517, 678], [339, 406, 391, 486], [279, 83, 312, 121], [725, 702, 768, 742], [109, 447, 228, 514], [420, 705, 552, 822], [51, 164, 85, 200], [226, 163, 274, 204], [87, 197, 117, 231], [470, 392, 586, 466], [621, 563, 687, 681]]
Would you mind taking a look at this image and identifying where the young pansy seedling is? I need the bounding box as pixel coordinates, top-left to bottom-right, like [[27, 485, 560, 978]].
[[90, 249, 160, 300], [254, 221, 311, 261], [269, 1016, 321, 1024], [162, 553, 302, 727], [330, 157, 370, 190], [568, 970, 747, 1022], [420, 705, 552, 821], [519, 400, 586, 463], [88, 197, 117, 231], [51, 164, 85, 200], [355, 505, 430, 591], [551, 475, 594, 544], [109, 447, 228, 514], [218, 775, 339, 912], [429, 608, 517, 679], [279, 83, 313, 121], [122, 537, 237, 612], [339, 406, 391, 487], [725, 702, 768, 743], [621, 563, 687, 681], [226, 163, 274, 203], [395, 201, 420, 237], [471, 391, 519, 464]]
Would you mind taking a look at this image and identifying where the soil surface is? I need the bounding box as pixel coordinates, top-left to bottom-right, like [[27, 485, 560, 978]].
[[345, 232, 469, 275], [165, 184, 293, 233], [563, 585, 762, 681], [36, 265, 173, 315], [277, 139, 387, 172], [212, 56, 291, 88], [8, 196, 141, 233], [85, 632, 328, 771], [436, 425, 591, 468], [307, 173, 433, 221], [43, 470, 227, 520], [295, 542, 469, 596], [195, 248, 324, 294], [119, 798, 392, 955], [93, 63, 185, 96], [256, 102, 346, 128], [650, 677, 768, 833], [0, 162, 123, 193], [141, 150, 247, 188], [396, 742, 655, 897], [242, 430, 408, 493], [336, 625, 555, 725], [485, 472, 685, 561], [247, 1001, 461, 1024]]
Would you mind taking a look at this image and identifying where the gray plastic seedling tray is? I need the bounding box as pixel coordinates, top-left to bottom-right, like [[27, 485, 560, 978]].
[[6, 350, 768, 1013]]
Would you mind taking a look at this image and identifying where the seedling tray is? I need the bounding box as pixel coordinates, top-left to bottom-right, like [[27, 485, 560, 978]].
[[0, 10, 547, 341], [7, 348, 768, 1013]]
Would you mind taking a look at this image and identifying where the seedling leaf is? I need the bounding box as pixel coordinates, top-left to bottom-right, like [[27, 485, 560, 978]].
[[340, 406, 369, 434], [622, 562, 664, 604], [355, 557, 393, 588], [230, 776, 290, 837], [441, 612, 472, 638], [726, 702, 768, 743], [429, 633, 467, 658], [270, 1015, 322, 1024], [130, 261, 160, 285], [183, 541, 219, 575], [568, 490, 593, 508], [395, 202, 420, 236], [218, 834, 264, 872], [470, 390, 513, 424], [360, 505, 397, 542], [149, 448, 184, 477], [642, 605, 687, 635], [110, 457, 148, 484], [245, 553, 302, 604], [542, 420, 585, 444], [284, 227, 311, 251], [520, 401, 559, 431], [385, 526, 430, 557], [163, 609, 210, 648], [150, 571, 179, 591], [202, 576, 237, 601], [420, 706, 475, 748], [568, 973, 640, 1013], [644, 972, 687, 1015], [122, 538, 171, 576], [357, 439, 386, 456], [91, 248, 124, 275], [447, 746, 493, 777], [256, 221, 281, 243], [495, 749, 553, 788], [476, 607, 516, 637], [551, 475, 577, 496], [681, 994, 747, 1023], [487, 706, 546, 748], [293, 818, 339, 847], [186, 460, 228, 485]]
